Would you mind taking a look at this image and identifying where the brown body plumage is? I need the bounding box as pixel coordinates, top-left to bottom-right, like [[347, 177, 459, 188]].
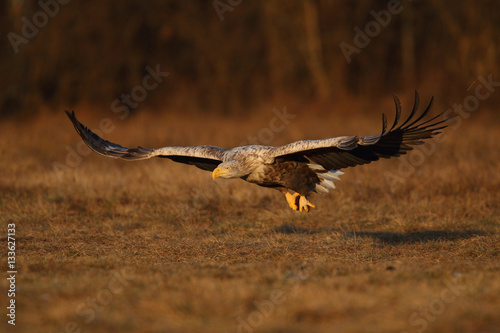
[[243, 162, 320, 194]]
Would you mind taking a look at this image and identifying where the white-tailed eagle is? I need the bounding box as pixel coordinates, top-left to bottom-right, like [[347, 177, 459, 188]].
[[66, 93, 449, 212]]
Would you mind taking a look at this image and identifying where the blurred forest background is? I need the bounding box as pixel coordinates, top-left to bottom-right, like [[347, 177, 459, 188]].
[[1, 0, 499, 118]]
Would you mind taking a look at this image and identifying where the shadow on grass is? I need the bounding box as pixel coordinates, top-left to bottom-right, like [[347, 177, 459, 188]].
[[273, 223, 321, 235], [273, 223, 488, 244], [347, 230, 487, 244]]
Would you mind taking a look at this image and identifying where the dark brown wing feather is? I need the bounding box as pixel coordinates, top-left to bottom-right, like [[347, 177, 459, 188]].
[[273, 92, 451, 170]]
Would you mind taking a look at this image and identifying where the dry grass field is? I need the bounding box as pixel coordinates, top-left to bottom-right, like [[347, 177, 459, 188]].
[[1, 97, 499, 333]]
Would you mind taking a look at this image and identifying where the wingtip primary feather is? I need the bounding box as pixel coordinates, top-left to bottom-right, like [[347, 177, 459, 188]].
[[401, 95, 435, 130], [65, 110, 87, 137], [397, 91, 421, 130], [65, 110, 75, 123], [389, 95, 401, 132], [382, 113, 388, 135], [65, 110, 78, 125]]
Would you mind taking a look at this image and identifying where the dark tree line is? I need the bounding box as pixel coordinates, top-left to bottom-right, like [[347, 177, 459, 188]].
[[1, 0, 498, 117]]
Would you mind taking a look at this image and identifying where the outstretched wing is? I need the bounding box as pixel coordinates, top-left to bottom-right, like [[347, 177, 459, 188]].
[[267, 92, 450, 170], [65, 111, 227, 171]]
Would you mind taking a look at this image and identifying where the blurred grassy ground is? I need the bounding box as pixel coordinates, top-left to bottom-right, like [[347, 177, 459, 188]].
[[0, 100, 499, 332]]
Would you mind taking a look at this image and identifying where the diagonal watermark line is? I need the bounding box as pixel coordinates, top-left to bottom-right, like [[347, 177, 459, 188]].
[[384, 74, 499, 192]]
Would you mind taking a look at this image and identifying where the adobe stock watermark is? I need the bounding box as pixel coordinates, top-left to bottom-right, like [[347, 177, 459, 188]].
[[401, 276, 467, 333], [236, 290, 286, 333], [384, 74, 499, 192], [52, 64, 169, 180], [7, 0, 71, 54], [213, 0, 243, 21], [191, 106, 296, 210], [238, 106, 296, 146], [235, 262, 315, 333], [58, 268, 134, 333], [339, 0, 404, 64], [111, 65, 169, 120]]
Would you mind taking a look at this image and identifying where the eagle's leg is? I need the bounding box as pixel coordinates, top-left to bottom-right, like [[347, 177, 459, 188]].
[[284, 192, 300, 211], [298, 196, 315, 212]]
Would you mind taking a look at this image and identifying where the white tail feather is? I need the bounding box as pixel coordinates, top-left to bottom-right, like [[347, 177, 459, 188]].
[[308, 164, 325, 171], [315, 184, 329, 194], [321, 178, 335, 189], [309, 164, 344, 193]]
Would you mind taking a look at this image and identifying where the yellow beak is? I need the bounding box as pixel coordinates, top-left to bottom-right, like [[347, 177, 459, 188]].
[[212, 167, 228, 180]]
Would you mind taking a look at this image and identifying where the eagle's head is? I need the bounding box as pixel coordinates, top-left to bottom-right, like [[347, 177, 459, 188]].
[[212, 161, 245, 179]]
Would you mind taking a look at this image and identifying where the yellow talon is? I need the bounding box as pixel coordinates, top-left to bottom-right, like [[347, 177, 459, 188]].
[[299, 196, 315, 212], [285, 192, 300, 211]]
